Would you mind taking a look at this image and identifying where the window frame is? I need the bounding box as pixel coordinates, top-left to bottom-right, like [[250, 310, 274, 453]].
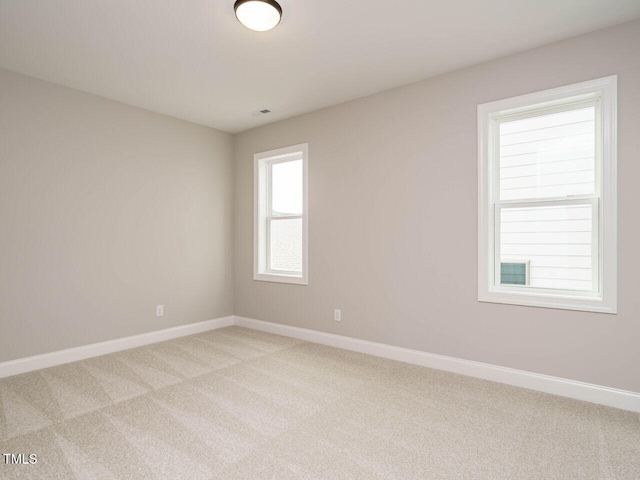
[[478, 76, 617, 313], [254, 143, 309, 285]]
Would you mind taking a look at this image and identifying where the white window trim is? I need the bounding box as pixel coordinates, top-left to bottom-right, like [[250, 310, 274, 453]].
[[478, 76, 617, 313], [254, 143, 309, 285]]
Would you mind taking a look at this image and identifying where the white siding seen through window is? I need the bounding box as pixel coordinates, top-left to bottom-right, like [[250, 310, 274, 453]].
[[478, 76, 617, 313], [498, 105, 597, 292]]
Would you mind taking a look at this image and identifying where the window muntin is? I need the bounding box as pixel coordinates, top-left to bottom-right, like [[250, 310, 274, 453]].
[[478, 76, 616, 313], [254, 144, 308, 285]]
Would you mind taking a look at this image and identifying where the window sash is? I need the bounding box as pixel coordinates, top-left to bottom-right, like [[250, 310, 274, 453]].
[[265, 215, 303, 275], [264, 157, 304, 275], [491, 98, 601, 204], [489, 96, 602, 297], [493, 198, 600, 297], [266, 156, 303, 217]]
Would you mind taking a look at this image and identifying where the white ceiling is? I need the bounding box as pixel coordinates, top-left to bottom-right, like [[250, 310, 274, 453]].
[[1, 1, 639, 133]]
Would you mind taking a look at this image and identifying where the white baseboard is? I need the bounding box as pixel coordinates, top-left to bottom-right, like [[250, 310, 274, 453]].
[[234, 316, 640, 413], [3, 314, 638, 413], [0, 316, 234, 379]]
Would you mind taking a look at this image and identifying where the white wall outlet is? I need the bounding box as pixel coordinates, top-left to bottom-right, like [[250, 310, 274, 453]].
[[334, 309, 341, 322], [156, 305, 164, 317]]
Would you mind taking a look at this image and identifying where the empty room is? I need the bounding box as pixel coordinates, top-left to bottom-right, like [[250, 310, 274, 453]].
[[1, 1, 639, 478]]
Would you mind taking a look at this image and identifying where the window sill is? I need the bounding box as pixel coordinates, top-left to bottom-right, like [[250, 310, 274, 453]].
[[478, 289, 616, 314], [254, 272, 308, 285]]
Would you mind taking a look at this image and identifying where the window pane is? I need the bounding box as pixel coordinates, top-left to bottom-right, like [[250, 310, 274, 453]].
[[500, 204, 593, 291], [499, 107, 596, 201], [271, 160, 302, 215], [269, 217, 302, 272], [501, 262, 528, 285]]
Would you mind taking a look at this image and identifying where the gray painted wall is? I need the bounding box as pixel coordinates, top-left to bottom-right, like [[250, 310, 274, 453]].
[[1, 20, 638, 393], [0, 69, 234, 362], [233, 20, 640, 392]]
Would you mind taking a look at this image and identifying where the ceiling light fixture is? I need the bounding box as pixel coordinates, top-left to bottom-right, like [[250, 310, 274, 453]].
[[234, 0, 282, 32]]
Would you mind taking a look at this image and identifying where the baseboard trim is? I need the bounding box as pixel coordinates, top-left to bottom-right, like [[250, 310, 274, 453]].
[[3, 314, 638, 412], [0, 316, 234, 379], [234, 316, 640, 413]]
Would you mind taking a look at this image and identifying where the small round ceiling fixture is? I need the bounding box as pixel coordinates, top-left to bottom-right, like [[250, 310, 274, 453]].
[[234, 0, 282, 32]]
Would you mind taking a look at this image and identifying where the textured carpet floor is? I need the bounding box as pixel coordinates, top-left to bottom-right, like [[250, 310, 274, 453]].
[[0, 326, 639, 479]]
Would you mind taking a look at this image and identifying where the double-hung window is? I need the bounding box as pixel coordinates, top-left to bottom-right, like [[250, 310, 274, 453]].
[[254, 143, 308, 285], [478, 77, 617, 313]]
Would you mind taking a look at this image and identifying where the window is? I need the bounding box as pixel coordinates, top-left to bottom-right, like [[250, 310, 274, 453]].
[[478, 77, 617, 313], [254, 143, 308, 285], [501, 261, 530, 286]]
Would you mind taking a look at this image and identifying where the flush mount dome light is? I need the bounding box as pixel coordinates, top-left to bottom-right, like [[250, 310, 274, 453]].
[[234, 0, 282, 32]]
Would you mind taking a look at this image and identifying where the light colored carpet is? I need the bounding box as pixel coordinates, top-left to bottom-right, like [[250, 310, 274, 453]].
[[0, 326, 638, 479]]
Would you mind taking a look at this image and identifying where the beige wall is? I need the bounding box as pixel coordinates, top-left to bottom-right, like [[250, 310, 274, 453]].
[[0, 69, 234, 362], [234, 20, 640, 392], [2, 20, 638, 392]]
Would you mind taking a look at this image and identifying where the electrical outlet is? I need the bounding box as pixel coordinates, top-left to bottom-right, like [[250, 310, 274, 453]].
[[156, 305, 164, 317], [334, 309, 341, 322]]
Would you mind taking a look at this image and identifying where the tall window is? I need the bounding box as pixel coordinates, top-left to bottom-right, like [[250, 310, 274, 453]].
[[478, 77, 617, 313], [254, 143, 308, 285]]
